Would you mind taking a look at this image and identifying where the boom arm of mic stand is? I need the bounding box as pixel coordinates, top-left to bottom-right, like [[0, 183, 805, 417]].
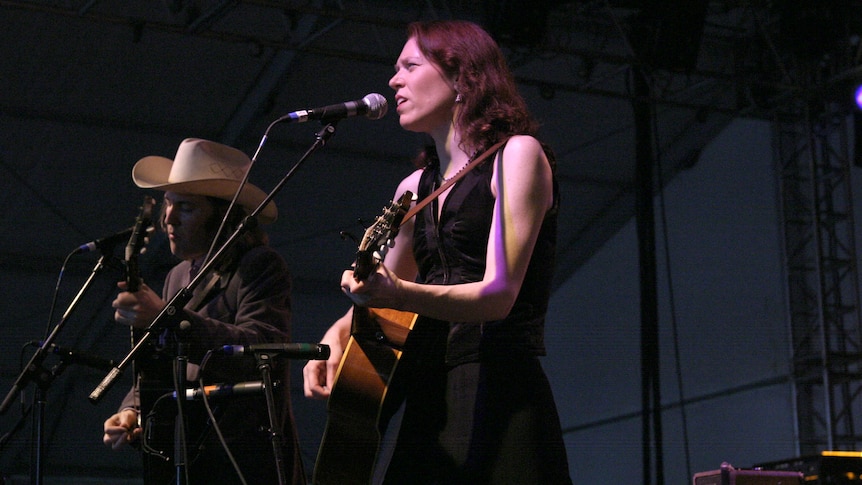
[[0, 253, 110, 415], [88, 120, 340, 405], [88, 286, 193, 404], [245, 121, 338, 224]]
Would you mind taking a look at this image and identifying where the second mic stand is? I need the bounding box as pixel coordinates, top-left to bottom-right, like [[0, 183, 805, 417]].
[[173, 339, 190, 485], [0, 250, 118, 485], [254, 350, 287, 485]]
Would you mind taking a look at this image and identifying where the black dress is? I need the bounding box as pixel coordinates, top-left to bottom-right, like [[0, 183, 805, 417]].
[[382, 150, 572, 485]]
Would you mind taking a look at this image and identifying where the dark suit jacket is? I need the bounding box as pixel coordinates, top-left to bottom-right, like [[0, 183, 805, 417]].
[[120, 244, 306, 485]]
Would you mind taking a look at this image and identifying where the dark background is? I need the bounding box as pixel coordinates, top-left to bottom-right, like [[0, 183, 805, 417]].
[[2, 1, 862, 483]]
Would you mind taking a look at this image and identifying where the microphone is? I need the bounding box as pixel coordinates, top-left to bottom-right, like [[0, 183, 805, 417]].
[[277, 93, 387, 123], [40, 342, 117, 371], [176, 381, 270, 400], [74, 227, 134, 254], [221, 343, 330, 360]]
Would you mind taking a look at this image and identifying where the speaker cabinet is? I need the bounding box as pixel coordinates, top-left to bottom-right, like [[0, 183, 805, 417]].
[[755, 451, 862, 484], [694, 462, 803, 485]]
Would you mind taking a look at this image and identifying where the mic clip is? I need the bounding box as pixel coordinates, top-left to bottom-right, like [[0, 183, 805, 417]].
[[176, 380, 277, 400]]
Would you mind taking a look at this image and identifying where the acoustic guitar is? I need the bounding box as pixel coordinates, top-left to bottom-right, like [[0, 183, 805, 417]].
[[313, 191, 418, 485]]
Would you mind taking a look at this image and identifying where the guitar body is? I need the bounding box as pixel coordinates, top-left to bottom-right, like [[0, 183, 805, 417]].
[[313, 191, 416, 484], [313, 307, 418, 485]]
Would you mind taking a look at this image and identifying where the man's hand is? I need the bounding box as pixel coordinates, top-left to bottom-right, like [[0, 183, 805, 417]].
[[103, 408, 141, 450]]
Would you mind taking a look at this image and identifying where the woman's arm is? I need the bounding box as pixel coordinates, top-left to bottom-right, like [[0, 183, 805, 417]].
[[345, 135, 553, 322]]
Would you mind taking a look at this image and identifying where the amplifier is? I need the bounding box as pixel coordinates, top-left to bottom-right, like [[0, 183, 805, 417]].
[[693, 462, 803, 485], [754, 451, 862, 484]]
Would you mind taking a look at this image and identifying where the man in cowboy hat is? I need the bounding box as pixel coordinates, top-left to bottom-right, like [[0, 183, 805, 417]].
[[102, 138, 306, 485]]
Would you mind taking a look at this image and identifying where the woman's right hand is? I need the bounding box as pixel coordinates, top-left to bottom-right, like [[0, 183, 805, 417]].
[[303, 310, 351, 400], [303, 338, 344, 400]]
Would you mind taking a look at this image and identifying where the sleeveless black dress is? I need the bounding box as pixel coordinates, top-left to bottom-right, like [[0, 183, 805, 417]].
[[382, 149, 572, 485]]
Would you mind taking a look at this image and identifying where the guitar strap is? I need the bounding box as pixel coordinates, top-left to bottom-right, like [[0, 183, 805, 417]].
[[400, 137, 509, 226]]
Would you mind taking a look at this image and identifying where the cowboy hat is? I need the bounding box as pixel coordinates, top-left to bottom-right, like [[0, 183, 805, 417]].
[[132, 138, 277, 223]]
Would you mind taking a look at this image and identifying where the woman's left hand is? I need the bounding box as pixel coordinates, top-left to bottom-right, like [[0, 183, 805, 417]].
[[341, 264, 403, 309]]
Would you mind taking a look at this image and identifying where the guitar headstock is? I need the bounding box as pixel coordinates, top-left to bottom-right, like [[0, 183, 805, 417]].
[[354, 191, 414, 281], [125, 195, 156, 292]]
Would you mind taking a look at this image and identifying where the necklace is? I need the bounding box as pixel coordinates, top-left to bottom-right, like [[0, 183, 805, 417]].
[[438, 152, 478, 185], [439, 163, 468, 185]]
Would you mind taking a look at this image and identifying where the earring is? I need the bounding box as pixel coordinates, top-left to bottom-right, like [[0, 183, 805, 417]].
[[455, 93, 463, 103]]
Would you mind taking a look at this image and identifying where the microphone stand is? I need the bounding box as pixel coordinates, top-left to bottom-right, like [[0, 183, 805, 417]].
[[173, 340, 189, 485], [253, 350, 287, 485], [0, 251, 116, 485], [88, 120, 341, 483]]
